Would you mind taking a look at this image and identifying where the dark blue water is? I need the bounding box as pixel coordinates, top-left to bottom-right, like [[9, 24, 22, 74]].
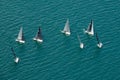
[[0, 0, 120, 80]]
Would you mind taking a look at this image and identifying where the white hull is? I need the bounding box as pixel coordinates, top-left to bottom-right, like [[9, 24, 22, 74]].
[[16, 39, 25, 43], [97, 42, 103, 48], [88, 31, 94, 36], [33, 38, 43, 42], [65, 32, 70, 36], [14, 57, 19, 63], [84, 30, 94, 36], [61, 31, 70, 36], [80, 43, 84, 49]]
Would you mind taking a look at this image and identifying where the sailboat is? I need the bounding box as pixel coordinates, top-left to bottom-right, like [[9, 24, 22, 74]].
[[33, 27, 43, 42], [16, 27, 25, 43], [11, 47, 19, 63], [61, 19, 71, 36], [77, 34, 84, 49], [96, 33, 103, 48], [84, 20, 94, 36]]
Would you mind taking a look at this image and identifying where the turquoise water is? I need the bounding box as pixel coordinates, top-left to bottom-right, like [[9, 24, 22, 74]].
[[0, 0, 120, 80]]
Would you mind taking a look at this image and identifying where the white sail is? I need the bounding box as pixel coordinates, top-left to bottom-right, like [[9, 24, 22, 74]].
[[33, 27, 43, 42], [85, 20, 94, 36], [17, 27, 23, 40], [16, 27, 25, 43], [90, 21, 94, 35], [62, 19, 71, 35], [63, 19, 70, 32]]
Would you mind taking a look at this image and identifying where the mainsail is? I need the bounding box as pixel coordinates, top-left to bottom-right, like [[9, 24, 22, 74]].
[[35, 27, 42, 40], [85, 20, 94, 36], [63, 19, 70, 33], [17, 27, 24, 40], [33, 27, 43, 42]]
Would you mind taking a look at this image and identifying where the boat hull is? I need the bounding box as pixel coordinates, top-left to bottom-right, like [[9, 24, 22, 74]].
[[16, 39, 25, 43], [80, 43, 84, 49], [88, 31, 94, 36], [61, 31, 71, 36], [84, 30, 94, 36], [65, 32, 70, 36], [33, 38, 43, 42], [14, 57, 19, 63], [97, 42, 103, 48]]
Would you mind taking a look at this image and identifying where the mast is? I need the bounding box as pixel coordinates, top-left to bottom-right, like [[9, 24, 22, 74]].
[[64, 19, 70, 32]]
